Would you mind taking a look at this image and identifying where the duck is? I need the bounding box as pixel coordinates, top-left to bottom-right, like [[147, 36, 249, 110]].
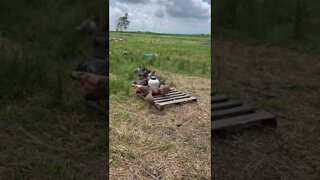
[[138, 68, 151, 79]]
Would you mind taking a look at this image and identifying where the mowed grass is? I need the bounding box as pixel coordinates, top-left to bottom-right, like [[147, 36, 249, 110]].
[[0, 0, 107, 179], [109, 31, 211, 96], [109, 32, 211, 178]]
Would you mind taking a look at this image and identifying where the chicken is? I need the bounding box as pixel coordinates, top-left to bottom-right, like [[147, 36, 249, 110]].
[[131, 84, 151, 96], [159, 85, 170, 95], [145, 92, 154, 104], [69, 71, 108, 101]]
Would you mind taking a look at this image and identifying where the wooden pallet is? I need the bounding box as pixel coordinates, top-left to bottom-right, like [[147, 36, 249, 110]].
[[211, 94, 277, 134], [137, 88, 197, 109]]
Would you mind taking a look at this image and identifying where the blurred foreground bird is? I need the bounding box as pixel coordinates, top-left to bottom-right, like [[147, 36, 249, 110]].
[[76, 15, 108, 38], [76, 58, 108, 76], [76, 16, 99, 35], [69, 71, 108, 102]]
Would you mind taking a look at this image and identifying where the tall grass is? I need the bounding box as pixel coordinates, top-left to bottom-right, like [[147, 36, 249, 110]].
[[0, 0, 108, 178], [213, 0, 320, 52]]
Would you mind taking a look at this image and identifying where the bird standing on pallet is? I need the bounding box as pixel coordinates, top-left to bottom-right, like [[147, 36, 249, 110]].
[[132, 68, 171, 104]]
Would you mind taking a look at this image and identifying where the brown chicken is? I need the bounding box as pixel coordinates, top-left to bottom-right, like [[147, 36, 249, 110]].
[[145, 92, 154, 104], [69, 71, 108, 101], [131, 84, 151, 96], [159, 84, 170, 95]]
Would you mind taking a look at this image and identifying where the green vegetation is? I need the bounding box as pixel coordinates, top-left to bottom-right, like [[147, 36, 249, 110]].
[[109, 31, 211, 96], [115, 12, 130, 36], [0, 0, 107, 179], [213, 0, 320, 52]]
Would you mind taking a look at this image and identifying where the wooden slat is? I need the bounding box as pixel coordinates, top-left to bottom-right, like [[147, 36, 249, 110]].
[[154, 93, 188, 101], [212, 100, 242, 111], [212, 95, 228, 103], [212, 105, 256, 120], [212, 111, 276, 130], [136, 87, 196, 109], [154, 95, 191, 103], [156, 97, 197, 107], [167, 89, 178, 93], [136, 91, 179, 99], [153, 92, 182, 100]]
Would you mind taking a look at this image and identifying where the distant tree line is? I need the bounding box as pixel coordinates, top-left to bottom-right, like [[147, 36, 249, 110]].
[[213, 0, 320, 48]]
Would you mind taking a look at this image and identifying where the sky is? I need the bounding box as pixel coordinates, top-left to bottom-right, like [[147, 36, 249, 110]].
[[109, 0, 211, 34]]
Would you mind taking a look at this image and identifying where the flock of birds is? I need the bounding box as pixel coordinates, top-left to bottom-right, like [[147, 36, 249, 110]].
[[69, 16, 109, 111], [132, 67, 170, 104], [69, 16, 172, 110]]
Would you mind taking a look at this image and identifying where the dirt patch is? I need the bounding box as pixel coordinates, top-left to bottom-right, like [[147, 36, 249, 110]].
[[213, 39, 320, 179], [109, 72, 211, 179]]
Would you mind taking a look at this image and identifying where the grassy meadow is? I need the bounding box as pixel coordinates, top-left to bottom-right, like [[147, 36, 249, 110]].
[[109, 31, 210, 96], [109, 31, 211, 179], [0, 1, 107, 179]]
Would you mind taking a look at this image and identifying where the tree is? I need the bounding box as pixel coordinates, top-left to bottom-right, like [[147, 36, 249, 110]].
[[115, 12, 130, 36]]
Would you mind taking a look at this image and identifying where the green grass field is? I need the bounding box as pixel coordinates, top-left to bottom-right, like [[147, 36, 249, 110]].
[[109, 31, 210, 96], [109, 31, 211, 178], [0, 1, 107, 179]]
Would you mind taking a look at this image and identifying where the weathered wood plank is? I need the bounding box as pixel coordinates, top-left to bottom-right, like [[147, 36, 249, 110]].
[[137, 88, 197, 109], [155, 95, 191, 103], [212, 105, 256, 120], [156, 97, 197, 106], [212, 100, 242, 111], [153, 92, 183, 100], [212, 95, 228, 103], [212, 111, 276, 131]]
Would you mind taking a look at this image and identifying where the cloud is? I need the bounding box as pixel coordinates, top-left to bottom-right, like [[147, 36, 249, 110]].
[[165, 0, 210, 19], [116, 0, 150, 4], [109, 0, 211, 34], [154, 9, 165, 18]]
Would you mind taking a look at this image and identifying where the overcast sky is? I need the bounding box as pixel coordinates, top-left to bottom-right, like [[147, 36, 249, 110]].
[[109, 0, 211, 34]]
